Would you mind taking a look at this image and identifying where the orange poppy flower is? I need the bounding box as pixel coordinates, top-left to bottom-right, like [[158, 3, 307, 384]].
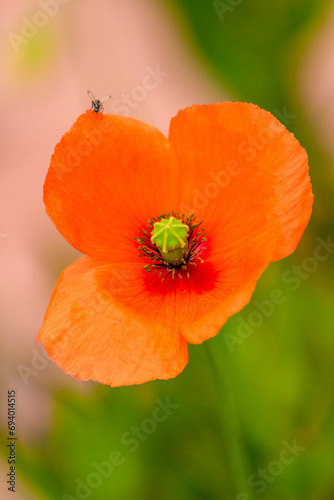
[[37, 102, 313, 387]]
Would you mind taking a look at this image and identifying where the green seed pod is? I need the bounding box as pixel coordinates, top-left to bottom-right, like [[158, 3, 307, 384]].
[[151, 217, 189, 265]]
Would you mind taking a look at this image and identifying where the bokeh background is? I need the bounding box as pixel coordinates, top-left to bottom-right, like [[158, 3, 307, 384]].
[[1, 0, 334, 499]]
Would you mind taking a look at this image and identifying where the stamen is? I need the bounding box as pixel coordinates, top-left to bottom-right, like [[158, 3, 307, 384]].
[[135, 212, 207, 281]]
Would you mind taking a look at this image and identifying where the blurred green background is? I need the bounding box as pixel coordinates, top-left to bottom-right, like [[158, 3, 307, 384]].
[[1, 0, 334, 499]]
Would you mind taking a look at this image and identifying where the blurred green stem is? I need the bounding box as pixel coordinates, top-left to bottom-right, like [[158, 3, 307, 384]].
[[203, 341, 253, 499]]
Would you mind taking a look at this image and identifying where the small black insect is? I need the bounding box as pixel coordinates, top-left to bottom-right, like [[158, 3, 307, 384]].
[[87, 90, 111, 113]]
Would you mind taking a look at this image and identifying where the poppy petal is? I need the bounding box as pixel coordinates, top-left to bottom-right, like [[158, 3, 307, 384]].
[[169, 102, 313, 262], [138, 214, 278, 345], [44, 111, 180, 263], [37, 257, 188, 387], [91, 225, 276, 346]]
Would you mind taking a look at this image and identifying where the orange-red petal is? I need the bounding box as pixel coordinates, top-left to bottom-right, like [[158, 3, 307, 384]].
[[129, 201, 278, 344], [169, 102, 313, 263], [44, 111, 180, 263], [37, 257, 188, 387]]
